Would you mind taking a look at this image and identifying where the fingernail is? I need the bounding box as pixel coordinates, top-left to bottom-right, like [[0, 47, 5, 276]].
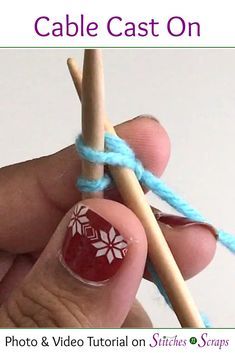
[[61, 204, 128, 285], [131, 114, 159, 124], [152, 207, 217, 238]]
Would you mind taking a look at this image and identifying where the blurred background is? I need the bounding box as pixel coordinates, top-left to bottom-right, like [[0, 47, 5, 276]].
[[0, 49, 234, 326]]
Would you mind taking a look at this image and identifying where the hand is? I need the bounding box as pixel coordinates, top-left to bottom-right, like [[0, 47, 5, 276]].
[[0, 116, 216, 327]]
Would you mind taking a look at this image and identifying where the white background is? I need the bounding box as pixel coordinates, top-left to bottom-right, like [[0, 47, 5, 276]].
[[0, 0, 235, 47], [0, 49, 234, 327]]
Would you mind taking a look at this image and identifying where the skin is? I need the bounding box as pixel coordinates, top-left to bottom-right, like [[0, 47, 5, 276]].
[[0, 116, 216, 327]]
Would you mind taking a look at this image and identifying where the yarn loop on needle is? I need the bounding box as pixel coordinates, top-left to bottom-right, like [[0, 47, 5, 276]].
[[76, 132, 235, 255], [76, 131, 235, 327]]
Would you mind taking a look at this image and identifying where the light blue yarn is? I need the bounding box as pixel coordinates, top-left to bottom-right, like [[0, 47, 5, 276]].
[[76, 175, 111, 192], [75, 132, 235, 327], [147, 260, 212, 328], [76, 132, 235, 255]]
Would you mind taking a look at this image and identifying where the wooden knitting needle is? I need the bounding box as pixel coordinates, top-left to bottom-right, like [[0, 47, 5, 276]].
[[67, 57, 204, 328], [77, 50, 105, 199]]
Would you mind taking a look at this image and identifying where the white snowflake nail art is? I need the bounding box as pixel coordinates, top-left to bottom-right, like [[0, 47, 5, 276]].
[[92, 227, 128, 264], [68, 205, 89, 236]]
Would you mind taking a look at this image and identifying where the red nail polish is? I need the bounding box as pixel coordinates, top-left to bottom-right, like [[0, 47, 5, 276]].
[[151, 207, 217, 237], [61, 204, 128, 284]]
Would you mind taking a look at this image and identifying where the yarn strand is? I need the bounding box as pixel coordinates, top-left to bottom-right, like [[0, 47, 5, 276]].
[[76, 132, 235, 327], [76, 132, 235, 255]]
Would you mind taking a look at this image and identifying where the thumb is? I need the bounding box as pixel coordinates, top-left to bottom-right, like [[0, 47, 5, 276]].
[[0, 199, 147, 328]]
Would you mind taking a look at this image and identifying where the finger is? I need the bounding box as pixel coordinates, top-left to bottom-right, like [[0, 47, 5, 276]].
[[152, 209, 217, 280], [0, 199, 147, 327], [0, 210, 217, 302], [122, 299, 152, 328], [0, 116, 170, 253], [0, 255, 33, 304], [0, 251, 16, 282]]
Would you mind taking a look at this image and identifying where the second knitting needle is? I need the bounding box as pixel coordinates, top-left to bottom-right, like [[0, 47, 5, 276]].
[[76, 50, 105, 200], [67, 56, 204, 328]]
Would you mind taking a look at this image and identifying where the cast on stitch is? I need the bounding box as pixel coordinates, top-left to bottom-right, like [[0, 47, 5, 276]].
[[76, 132, 235, 255], [76, 132, 235, 326]]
